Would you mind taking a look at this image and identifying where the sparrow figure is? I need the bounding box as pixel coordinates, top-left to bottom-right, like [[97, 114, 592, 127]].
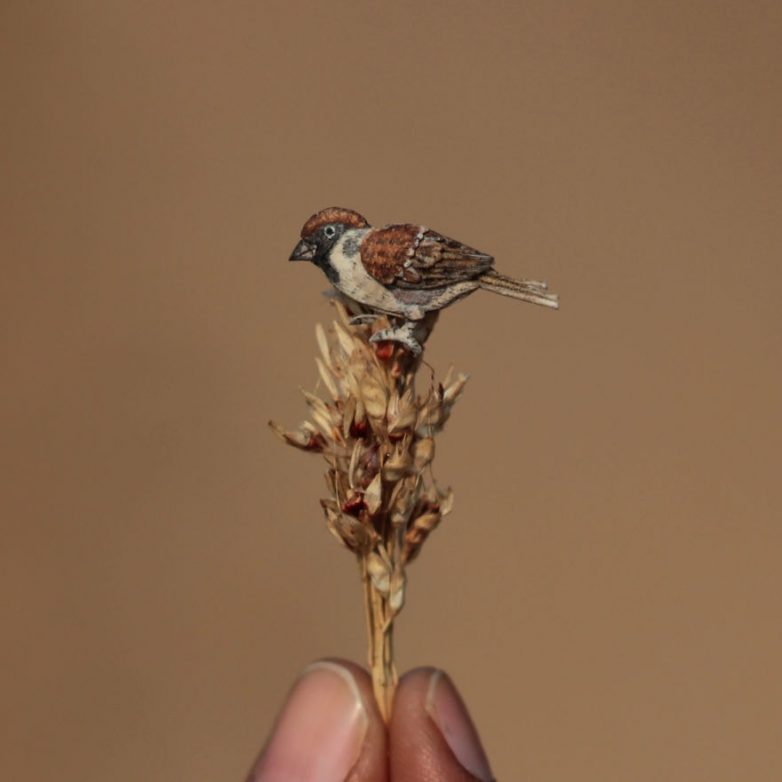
[[289, 207, 558, 354]]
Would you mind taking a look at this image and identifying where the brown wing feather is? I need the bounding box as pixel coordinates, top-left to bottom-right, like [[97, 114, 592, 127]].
[[359, 225, 419, 284], [360, 225, 494, 289]]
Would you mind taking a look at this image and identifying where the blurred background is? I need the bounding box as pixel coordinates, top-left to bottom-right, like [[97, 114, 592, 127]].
[[2, 1, 781, 780]]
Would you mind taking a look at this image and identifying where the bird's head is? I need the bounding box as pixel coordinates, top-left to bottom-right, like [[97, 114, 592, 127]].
[[289, 207, 370, 263]]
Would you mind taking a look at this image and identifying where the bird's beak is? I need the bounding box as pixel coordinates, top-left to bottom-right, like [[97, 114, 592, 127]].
[[289, 239, 315, 261]]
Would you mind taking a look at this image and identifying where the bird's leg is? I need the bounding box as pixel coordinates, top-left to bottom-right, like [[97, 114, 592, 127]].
[[369, 320, 423, 356]]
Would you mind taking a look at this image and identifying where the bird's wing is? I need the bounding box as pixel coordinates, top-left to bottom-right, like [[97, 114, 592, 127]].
[[359, 224, 494, 289]]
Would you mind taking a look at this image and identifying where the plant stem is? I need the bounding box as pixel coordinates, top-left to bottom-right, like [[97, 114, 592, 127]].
[[360, 553, 397, 722]]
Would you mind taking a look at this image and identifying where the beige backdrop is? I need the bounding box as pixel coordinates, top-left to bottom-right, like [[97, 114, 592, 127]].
[[2, 2, 781, 780]]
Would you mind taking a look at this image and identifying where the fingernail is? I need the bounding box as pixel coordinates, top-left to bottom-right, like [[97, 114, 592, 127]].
[[426, 670, 494, 782], [253, 661, 368, 782]]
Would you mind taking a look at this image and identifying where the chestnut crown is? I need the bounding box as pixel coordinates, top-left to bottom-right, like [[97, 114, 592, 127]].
[[300, 207, 369, 239]]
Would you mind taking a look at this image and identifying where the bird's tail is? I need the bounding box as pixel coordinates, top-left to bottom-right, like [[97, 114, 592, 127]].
[[478, 270, 559, 309]]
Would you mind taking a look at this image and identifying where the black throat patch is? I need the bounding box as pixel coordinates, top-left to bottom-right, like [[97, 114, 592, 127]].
[[314, 253, 340, 284]]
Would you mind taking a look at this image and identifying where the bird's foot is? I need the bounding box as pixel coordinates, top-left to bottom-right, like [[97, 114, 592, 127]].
[[369, 321, 423, 356]]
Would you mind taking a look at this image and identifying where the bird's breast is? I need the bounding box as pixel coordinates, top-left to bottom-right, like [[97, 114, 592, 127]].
[[327, 230, 408, 315]]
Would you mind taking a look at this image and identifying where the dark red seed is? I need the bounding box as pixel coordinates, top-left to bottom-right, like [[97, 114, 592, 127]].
[[349, 419, 370, 438], [305, 433, 327, 451], [341, 495, 366, 517], [374, 341, 395, 361]]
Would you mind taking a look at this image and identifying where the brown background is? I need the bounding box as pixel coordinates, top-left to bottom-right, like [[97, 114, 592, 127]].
[[2, 2, 781, 780]]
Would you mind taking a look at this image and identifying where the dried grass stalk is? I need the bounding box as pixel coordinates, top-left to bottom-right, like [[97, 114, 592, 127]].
[[270, 299, 466, 720]]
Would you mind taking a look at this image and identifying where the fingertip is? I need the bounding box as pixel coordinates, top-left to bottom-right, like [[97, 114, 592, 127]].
[[246, 658, 388, 782], [425, 670, 494, 782], [391, 667, 494, 782], [320, 659, 390, 781]]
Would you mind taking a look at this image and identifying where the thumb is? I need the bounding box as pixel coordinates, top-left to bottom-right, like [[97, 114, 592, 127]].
[[246, 659, 388, 782], [390, 668, 494, 782]]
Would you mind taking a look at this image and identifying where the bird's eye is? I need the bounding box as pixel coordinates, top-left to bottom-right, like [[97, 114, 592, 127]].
[[324, 225, 337, 239]]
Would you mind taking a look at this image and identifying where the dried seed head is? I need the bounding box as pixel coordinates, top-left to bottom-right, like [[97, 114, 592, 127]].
[[272, 299, 465, 559]]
